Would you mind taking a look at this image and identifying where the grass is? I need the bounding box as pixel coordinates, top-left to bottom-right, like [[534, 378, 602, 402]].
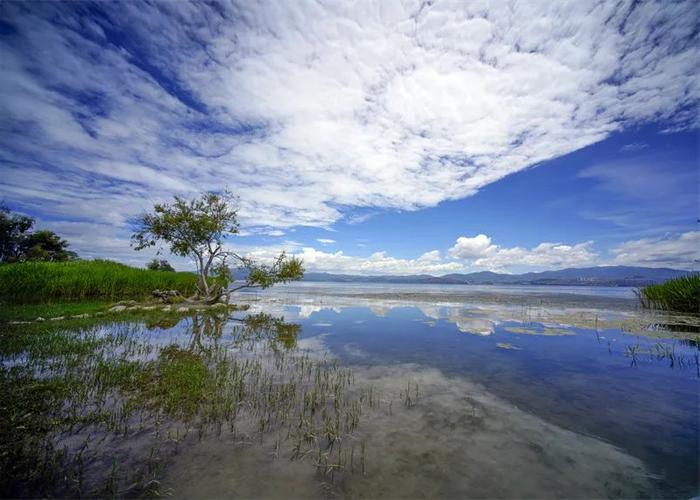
[[637, 275, 700, 314], [0, 301, 110, 322], [0, 259, 197, 304], [0, 310, 382, 497]]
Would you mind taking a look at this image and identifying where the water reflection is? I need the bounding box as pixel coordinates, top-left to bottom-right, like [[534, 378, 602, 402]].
[[1, 299, 697, 498]]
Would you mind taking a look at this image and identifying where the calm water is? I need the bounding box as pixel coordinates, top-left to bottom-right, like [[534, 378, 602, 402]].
[[2, 283, 698, 498]]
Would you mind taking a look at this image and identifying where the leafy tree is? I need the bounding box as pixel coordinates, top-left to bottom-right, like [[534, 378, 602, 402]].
[[147, 259, 176, 272], [0, 206, 77, 262], [0, 206, 33, 262], [132, 191, 304, 302]]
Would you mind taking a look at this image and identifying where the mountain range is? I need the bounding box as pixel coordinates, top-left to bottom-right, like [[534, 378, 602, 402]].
[[297, 266, 694, 287]]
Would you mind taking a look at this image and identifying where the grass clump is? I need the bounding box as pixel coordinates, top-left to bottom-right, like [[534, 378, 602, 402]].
[[637, 275, 700, 314], [0, 259, 197, 303], [0, 301, 109, 322]]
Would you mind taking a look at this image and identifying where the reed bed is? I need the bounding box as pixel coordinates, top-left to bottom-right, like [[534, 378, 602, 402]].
[[636, 274, 700, 314], [0, 259, 197, 303]]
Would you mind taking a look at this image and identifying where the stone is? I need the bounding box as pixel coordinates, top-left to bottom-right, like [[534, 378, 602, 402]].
[[49, 316, 65, 321], [35, 317, 46, 321], [109, 305, 127, 313], [176, 306, 189, 312]]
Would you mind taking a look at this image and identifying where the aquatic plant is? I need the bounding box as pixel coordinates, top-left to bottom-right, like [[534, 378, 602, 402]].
[[0, 310, 381, 497], [0, 259, 197, 303], [636, 275, 700, 314]]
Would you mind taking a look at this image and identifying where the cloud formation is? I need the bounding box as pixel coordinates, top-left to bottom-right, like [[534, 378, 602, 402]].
[[611, 231, 699, 269], [449, 236, 599, 271], [245, 247, 464, 276], [0, 0, 698, 240]]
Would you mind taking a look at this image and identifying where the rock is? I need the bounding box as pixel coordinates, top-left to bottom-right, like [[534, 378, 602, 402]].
[[35, 317, 46, 321], [161, 306, 172, 311], [9, 320, 31, 325], [109, 305, 127, 313], [141, 305, 157, 311], [49, 316, 65, 321], [72, 314, 89, 319], [176, 306, 189, 312], [127, 306, 140, 310], [152, 289, 183, 303]]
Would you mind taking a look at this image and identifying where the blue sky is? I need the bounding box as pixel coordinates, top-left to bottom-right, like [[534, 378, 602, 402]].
[[0, 1, 698, 274]]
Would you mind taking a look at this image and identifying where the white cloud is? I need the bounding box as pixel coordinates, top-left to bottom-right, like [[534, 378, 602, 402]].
[[611, 231, 699, 269], [244, 246, 464, 276], [448, 235, 497, 259], [316, 238, 336, 245], [0, 0, 697, 241], [449, 235, 598, 271], [473, 242, 599, 271]]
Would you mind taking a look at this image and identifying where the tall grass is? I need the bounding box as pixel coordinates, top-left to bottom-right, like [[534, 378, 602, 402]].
[[637, 275, 700, 314], [0, 260, 197, 303]]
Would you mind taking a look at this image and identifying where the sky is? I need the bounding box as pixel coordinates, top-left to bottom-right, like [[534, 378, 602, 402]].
[[0, 0, 698, 275]]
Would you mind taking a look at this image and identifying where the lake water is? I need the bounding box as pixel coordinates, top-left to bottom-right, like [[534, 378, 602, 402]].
[[2, 283, 698, 498]]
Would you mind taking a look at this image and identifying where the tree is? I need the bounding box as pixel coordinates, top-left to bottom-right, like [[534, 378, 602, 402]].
[[21, 230, 77, 262], [0, 206, 77, 262], [132, 191, 304, 302], [147, 259, 175, 272], [0, 205, 34, 262]]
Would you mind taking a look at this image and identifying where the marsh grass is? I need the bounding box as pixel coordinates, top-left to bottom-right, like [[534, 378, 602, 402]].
[[636, 275, 700, 314], [0, 310, 388, 497], [0, 259, 197, 303], [0, 301, 110, 322]]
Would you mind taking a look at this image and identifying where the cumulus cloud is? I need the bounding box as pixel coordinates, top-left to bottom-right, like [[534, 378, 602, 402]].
[[448, 235, 497, 259], [610, 231, 699, 269], [473, 242, 599, 271], [449, 235, 599, 271], [245, 246, 464, 276], [0, 0, 697, 244]]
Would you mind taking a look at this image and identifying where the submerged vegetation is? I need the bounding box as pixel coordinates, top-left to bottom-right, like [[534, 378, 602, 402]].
[[0, 310, 385, 497], [637, 275, 700, 314], [0, 260, 197, 303]]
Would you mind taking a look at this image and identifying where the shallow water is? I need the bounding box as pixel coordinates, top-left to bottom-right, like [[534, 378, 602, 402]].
[[1, 284, 698, 498]]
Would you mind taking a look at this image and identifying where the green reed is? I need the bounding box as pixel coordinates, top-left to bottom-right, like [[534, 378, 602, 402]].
[[636, 274, 700, 314], [0, 259, 197, 303]]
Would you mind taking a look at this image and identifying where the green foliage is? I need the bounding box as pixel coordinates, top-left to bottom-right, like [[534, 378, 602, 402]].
[[132, 191, 239, 297], [0, 206, 77, 262], [133, 192, 304, 299], [132, 192, 239, 257], [0, 260, 197, 304], [147, 258, 176, 272], [637, 275, 700, 313], [234, 251, 305, 291]]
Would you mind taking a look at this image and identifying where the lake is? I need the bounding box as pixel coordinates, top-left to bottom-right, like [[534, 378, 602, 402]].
[[2, 283, 698, 498]]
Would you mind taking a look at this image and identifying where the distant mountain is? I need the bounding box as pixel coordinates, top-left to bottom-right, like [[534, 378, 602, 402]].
[[299, 266, 693, 287]]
